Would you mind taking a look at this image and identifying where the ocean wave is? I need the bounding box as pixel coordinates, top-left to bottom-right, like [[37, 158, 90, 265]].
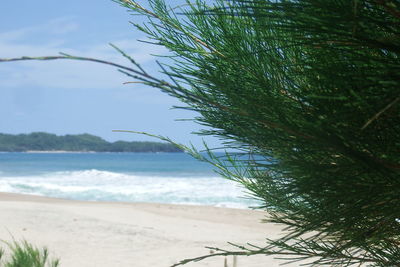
[[0, 169, 258, 208]]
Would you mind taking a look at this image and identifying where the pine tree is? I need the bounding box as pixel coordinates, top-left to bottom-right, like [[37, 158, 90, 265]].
[[1, 0, 399, 265], [115, 1, 400, 265]]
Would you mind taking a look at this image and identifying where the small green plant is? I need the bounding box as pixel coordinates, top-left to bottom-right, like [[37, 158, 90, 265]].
[[0, 240, 59, 267]]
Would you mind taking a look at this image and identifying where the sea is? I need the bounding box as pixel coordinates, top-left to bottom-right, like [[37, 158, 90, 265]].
[[0, 152, 259, 209]]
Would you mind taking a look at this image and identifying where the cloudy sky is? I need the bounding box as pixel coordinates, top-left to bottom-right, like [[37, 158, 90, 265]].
[[0, 0, 219, 148]]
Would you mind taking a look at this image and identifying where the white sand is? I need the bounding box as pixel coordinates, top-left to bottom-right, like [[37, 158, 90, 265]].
[[0, 193, 289, 267]]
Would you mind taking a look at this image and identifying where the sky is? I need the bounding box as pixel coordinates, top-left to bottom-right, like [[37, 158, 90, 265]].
[[0, 0, 220, 148]]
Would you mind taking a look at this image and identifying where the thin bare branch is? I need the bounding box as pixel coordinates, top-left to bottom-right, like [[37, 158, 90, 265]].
[[361, 96, 400, 130]]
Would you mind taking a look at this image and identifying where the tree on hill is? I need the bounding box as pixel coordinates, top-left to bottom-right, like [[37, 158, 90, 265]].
[[0, 133, 182, 152], [1, 0, 399, 266]]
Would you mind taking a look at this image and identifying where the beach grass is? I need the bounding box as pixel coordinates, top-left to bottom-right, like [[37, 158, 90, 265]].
[[0, 240, 59, 267]]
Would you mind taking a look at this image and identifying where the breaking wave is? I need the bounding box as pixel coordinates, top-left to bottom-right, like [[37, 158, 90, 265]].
[[0, 169, 258, 208]]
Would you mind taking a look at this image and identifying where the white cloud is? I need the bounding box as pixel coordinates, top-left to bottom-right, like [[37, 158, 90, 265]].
[[0, 18, 169, 89], [49, 17, 79, 34], [0, 17, 79, 42]]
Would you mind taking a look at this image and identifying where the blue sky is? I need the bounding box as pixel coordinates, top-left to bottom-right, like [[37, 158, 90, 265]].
[[0, 0, 219, 148]]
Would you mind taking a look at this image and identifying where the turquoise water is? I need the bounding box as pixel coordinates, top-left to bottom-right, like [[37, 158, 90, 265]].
[[0, 152, 258, 208]]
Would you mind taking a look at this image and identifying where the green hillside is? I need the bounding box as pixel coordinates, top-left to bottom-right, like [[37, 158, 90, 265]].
[[0, 132, 182, 152]]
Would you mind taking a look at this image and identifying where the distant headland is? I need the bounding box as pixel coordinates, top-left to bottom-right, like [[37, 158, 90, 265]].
[[0, 132, 182, 153]]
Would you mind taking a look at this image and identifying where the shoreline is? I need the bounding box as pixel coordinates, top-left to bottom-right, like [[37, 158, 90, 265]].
[[0, 192, 289, 266], [0, 151, 183, 153], [22, 150, 97, 154]]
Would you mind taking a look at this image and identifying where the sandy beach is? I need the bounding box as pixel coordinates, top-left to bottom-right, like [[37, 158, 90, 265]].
[[0, 192, 289, 267]]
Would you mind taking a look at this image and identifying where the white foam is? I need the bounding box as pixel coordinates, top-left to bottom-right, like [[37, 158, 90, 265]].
[[0, 169, 259, 208]]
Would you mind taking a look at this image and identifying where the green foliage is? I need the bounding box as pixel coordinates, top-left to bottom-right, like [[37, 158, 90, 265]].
[[113, 0, 400, 266], [0, 240, 59, 267], [0, 132, 182, 152]]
